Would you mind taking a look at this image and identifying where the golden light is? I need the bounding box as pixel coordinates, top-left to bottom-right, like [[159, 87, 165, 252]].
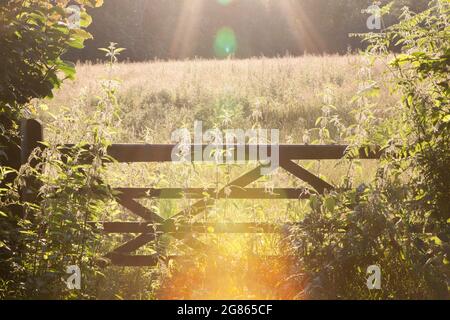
[[214, 27, 238, 58], [170, 0, 206, 58], [276, 0, 326, 53], [164, 0, 318, 299]]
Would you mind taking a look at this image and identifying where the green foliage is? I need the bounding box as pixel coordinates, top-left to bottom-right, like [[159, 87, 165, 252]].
[[289, 0, 449, 299], [9, 143, 114, 299], [1, 0, 448, 300], [0, 0, 103, 204], [0, 60, 122, 299], [69, 0, 428, 61], [0, 0, 102, 107], [0, 0, 111, 299]]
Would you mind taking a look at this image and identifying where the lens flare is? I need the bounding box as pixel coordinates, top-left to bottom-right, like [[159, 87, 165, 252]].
[[170, 0, 205, 58], [217, 0, 233, 6], [214, 27, 237, 58], [157, 250, 302, 299]]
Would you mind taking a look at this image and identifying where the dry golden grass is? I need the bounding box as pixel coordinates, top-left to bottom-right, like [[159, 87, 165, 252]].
[[43, 55, 392, 143], [35, 55, 395, 299]]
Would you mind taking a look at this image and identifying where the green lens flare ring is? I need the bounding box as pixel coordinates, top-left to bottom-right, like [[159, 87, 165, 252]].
[[214, 27, 237, 58], [217, 0, 233, 6]]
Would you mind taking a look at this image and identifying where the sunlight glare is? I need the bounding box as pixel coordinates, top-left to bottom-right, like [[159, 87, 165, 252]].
[[214, 27, 238, 58], [217, 0, 234, 6], [170, 0, 205, 58]]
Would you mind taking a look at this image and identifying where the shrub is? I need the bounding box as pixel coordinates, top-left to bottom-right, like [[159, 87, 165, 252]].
[[289, 0, 449, 300]]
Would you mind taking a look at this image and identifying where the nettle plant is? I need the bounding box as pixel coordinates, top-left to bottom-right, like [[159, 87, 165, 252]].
[[27, 43, 127, 299], [0, 0, 103, 107], [1, 0, 103, 181], [289, 0, 449, 299], [0, 0, 113, 299]]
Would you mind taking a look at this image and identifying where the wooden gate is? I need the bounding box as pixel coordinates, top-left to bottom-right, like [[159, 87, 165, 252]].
[[19, 119, 381, 266]]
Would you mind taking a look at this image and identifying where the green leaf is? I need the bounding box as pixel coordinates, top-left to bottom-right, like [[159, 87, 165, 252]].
[[58, 60, 76, 79], [80, 12, 93, 28], [324, 197, 336, 212], [67, 37, 85, 49], [0, 241, 10, 251], [429, 236, 442, 246], [72, 29, 92, 41]]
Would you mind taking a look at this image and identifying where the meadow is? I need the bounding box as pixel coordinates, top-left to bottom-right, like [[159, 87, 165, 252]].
[[30, 55, 396, 299], [2, 0, 447, 301], [43, 55, 394, 143]]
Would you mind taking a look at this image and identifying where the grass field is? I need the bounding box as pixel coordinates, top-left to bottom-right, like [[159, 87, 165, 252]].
[[42, 55, 394, 142], [35, 55, 396, 299]]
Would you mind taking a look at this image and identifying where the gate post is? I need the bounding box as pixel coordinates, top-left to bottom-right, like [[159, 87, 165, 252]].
[[20, 119, 43, 218]]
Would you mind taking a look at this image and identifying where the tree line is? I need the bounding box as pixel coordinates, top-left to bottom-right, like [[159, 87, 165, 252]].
[[66, 0, 428, 61]]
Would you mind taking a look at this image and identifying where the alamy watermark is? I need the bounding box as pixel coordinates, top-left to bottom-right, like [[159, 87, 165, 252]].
[[366, 265, 381, 290], [363, 4, 382, 30], [65, 265, 81, 290], [67, 5, 81, 30], [171, 121, 279, 175]]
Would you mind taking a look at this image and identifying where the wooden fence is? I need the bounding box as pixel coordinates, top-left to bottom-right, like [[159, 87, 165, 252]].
[[17, 119, 381, 266]]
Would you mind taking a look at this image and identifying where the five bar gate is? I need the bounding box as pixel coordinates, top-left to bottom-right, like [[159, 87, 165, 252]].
[[19, 119, 381, 267]]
